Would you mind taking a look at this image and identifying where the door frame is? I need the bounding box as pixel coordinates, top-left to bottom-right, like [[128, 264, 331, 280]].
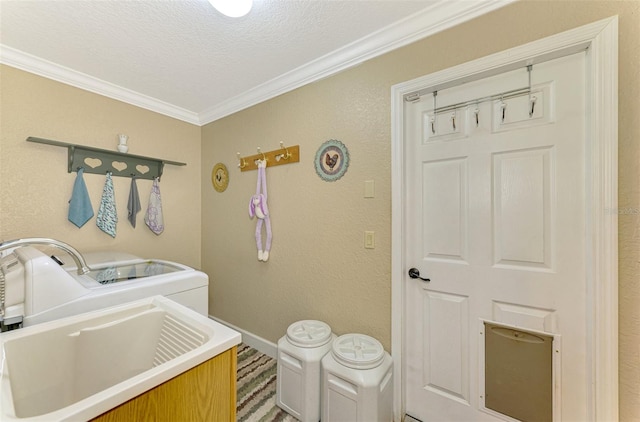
[[391, 17, 618, 422]]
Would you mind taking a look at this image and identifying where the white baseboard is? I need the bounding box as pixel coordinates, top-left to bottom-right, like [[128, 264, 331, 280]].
[[208, 315, 278, 359]]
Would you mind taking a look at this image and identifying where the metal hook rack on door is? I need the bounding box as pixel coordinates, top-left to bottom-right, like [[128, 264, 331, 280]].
[[413, 65, 540, 133]]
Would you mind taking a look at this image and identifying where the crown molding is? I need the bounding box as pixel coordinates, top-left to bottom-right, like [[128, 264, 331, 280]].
[[0, 0, 515, 126], [198, 0, 516, 125], [0, 45, 201, 125]]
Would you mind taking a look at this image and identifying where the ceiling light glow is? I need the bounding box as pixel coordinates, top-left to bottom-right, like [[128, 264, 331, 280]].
[[208, 0, 253, 18]]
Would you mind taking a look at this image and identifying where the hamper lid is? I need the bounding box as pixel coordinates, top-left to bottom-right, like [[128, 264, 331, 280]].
[[331, 333, 385, 369], [286, 320, 333, 348]]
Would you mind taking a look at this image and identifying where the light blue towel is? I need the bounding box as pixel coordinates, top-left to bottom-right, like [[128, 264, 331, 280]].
[[68, 168, 94, 228], [96, 172, 118, 237]]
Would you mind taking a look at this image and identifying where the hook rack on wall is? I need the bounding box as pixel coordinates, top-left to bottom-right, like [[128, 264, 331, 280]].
[[27, 137, 186, 180], [237, 142, 300, 172]]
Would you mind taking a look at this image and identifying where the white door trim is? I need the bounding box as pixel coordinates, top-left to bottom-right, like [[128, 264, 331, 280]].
[[391, 16, 618, 422]]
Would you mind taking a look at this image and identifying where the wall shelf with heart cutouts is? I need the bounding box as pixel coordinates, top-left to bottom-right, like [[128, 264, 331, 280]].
[[26, 137, 186, 180]]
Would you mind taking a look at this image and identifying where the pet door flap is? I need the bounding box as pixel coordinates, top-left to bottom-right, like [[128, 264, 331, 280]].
[[484, 322, 553, 421]]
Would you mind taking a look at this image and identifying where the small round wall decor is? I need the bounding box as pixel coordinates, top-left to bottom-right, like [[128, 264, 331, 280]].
[[211, 162, 229, 192], [314, 139, 349, 182]]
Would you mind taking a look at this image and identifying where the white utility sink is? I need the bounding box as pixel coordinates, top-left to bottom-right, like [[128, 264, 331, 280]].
[[0, 295, 241, 421]]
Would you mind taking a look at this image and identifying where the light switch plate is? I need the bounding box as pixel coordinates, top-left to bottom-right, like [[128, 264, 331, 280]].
[[365, 231, 375, 249], [364, 180, 375, 198]]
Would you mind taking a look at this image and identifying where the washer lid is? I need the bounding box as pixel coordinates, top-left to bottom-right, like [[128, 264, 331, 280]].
[[331, 333, 385, 369], [286, 320, 333, 348]]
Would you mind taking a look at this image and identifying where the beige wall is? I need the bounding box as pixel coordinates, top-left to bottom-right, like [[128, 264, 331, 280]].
[[0, 0, 637, 418], [202, 1, 639, 419], [0, 65, 202, 268]]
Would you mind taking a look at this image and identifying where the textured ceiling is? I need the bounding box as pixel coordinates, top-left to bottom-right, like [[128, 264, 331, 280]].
[[0, 0, 512, 125]]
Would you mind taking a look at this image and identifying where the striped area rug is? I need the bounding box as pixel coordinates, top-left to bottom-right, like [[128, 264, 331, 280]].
[[237, 343, 298, 422]]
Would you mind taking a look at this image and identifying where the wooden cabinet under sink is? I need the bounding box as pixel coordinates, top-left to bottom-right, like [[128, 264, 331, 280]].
[[91, 346, 237, 422]]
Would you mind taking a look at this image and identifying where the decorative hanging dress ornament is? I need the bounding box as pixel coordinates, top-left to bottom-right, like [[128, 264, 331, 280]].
[[314, 139, 349, 181], [249, 159, 272, 261]]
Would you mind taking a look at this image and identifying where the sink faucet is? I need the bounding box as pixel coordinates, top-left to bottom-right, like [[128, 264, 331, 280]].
[[0, 238, 91, 275]]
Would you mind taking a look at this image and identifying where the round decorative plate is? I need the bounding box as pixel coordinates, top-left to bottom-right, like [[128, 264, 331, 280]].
[[314, 139, 349, 182], [211, 163, 229, 192]]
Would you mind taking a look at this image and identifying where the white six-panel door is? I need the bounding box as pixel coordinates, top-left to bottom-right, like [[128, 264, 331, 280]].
[[403, 52, 587, 421]]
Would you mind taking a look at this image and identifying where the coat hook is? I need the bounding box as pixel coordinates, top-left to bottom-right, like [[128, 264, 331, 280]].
[[451, 112, 456, 131], [432, 90, 438, 135], [527, 64, 536, 118], [237, 152, 247, 169], [257, 147, 267, 162], [500, 99, 507, 123], [474, 107, 479, 127], [529, 95, 537, 118], [278, 141, 291, 160]]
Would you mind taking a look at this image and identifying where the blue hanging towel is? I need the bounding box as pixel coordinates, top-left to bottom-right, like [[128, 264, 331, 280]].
[[96, 172, 118, 237], [68, 168, 94, 228]]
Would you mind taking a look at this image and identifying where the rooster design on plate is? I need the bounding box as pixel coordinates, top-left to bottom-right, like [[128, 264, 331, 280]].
[[325, 153, 339, 169]]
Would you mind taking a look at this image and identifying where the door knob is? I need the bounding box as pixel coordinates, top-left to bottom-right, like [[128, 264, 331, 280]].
[[408, 268, 430, 282]]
